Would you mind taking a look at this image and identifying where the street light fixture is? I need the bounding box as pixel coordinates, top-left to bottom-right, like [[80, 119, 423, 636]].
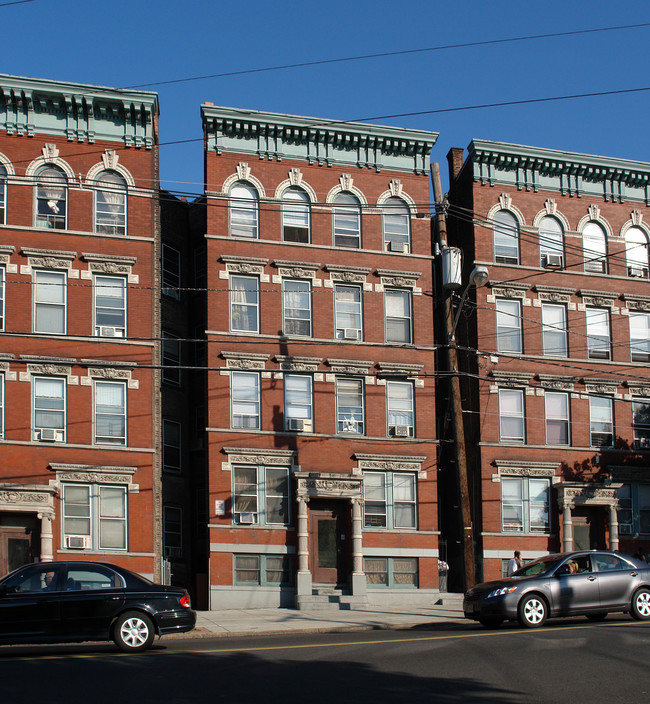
[[449, 265, 489, 342]]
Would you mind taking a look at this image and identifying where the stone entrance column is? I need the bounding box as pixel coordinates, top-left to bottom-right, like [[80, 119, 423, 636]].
[[38, 512, 54, 562], [608, 504, 619, 551], [350, 497, 366, 597], [562, 503, 573, 553], [295, 495, 312, 599]]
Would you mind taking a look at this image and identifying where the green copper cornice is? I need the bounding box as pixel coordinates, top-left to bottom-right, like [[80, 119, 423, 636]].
[[0, 74, 159, 148], [202, 105, 438, 175], [468, 139, 650, 205]]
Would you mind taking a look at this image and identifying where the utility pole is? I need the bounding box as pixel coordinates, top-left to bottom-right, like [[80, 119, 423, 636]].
[[431, 162, 476, 590]]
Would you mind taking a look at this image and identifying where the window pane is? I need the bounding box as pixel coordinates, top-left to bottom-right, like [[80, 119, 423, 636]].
[[283, 280, 311, 336], [493, 210, 519, 263], [582, 222, 607, 273], [542, 304, 567, 356], [496, 299, 522, 353], [630, 313, 650, 361], [230, 183, 259, 238], [539, 216, 564, 263], [333, 192, 361, 248], [230, 276, 259, 332], [383, 197, 410, 250]]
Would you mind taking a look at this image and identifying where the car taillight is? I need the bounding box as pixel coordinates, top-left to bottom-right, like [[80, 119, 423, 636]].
[[179, 594, 191, 609]]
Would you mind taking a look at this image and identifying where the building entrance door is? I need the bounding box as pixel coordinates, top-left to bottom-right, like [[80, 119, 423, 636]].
[[309, 502, 348, 585], [0, 524, 35, 575], [572, 507, 606, 551]]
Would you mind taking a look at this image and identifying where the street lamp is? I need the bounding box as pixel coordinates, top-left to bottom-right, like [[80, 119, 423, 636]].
[[449, 265, 489, 342]]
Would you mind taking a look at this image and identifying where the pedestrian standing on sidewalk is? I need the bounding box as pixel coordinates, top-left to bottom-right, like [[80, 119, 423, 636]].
[[507, 550, 522, 576]]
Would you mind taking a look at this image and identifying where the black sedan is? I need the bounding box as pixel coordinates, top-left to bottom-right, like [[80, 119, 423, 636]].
[[0, 561, 196, 651], [464, 550, 650, 628]]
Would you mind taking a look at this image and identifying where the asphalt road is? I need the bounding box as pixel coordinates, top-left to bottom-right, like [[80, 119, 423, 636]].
[[0, 616, 648, 703]]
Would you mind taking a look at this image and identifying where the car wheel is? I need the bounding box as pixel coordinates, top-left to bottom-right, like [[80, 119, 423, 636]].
[[479, 617, 504, 628], [113, 611, 155, 652], [586, 613, 607, 622], [630, 587, 650, 621], [518, 594, 547, 628]]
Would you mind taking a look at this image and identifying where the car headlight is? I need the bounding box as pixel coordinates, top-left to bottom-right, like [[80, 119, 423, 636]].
[[487, 586, 518, 599]]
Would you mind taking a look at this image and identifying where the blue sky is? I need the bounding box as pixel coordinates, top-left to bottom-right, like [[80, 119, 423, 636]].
[[4, 0, 650, 197]]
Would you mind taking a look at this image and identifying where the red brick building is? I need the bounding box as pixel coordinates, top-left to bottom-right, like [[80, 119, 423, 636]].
[[446, 140, 650, 584], [201, 106, 441, 608], [0, 74, 162, 579]]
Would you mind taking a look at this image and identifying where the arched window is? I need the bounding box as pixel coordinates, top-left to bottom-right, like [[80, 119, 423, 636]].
[[229, 182, 259, 238], [282, 187, 310, 243], [493, 210, 519, 264], [539, 216, 564, 267], [582, 222, 607, 273], [625, 227, 649, 277], [333, 192, 361, 248], [35, 165, 67, 229], [382, 197, 411, 253], [0, 164, 6, 224], [95, 171, 127, 236]]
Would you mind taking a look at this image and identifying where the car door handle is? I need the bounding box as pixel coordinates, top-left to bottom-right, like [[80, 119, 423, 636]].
[[587, 576, 597, 581], [630, 572, 638, 577]]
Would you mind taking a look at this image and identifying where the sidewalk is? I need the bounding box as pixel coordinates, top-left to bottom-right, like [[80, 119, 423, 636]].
[[182, 594, 465, 639]]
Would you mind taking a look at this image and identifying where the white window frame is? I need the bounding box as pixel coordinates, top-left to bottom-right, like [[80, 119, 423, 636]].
[[162, 331, 181, 386], [229, 275, 259, 333], [582, 222, 607, 273], [33, 269, 66, 334], [495, 298, 522, 353], [625, 227, 649, 277], [336, 377, 364, 435], [0, 265, 5, 331], [632, 399, 650, 450], [385, 289, 413, 344], [163, 419, 181, 472], [364, 556, 418, 588], [501, 476, 550, 533], [382, 197, 411, 253], [586, 307, 611, 360], [386, 380, 414, 437], [498, 388, 525, 443], [93, 380, 127, 446], [539, 215, 564, 267], [283, 374, 313, 432], [232, 465, 290, 526], [363, 471, 417, 530], [234, 554, 292, 585], [282, 279, 312, 337], [334, 284, 363, 340], [35, 165, 67, 230], [231, 371, 260, 430], [0, 163, 6, 225], [630, 312, 650, 362], [545, 391, 570, 446], [162, 244, 181, 300], [94, 171, 127, 236], [332, 192, 361, 248], [229, 182, 259, 239], [33, 376, 66, 442], [589, 395, 614, 447], [62, 483, 127, 551], [617, 484, 650, 536], [541, 303, 568, 357], [0, 373, 4, 439], [493, 210, 520, 264], [282, 187, 310, 243], [93, 275, 126, 337]]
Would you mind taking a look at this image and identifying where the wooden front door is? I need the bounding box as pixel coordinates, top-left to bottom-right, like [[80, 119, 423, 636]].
[[0, 525, 34, 575], [309, 503, 347, 585]]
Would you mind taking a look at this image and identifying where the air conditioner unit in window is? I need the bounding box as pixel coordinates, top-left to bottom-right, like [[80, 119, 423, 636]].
[[343, 328, 361, 340], [65, 535, 88, 549], [634, 438, 650, 450], [238, 512, 257, 524], [389, 241, 408, 253], [392, 425, 413, 437], [289, 418, 305, 431], [629, 267, 646, 278], [544, 253, 563, 268], [98, 326, 124, 338], [38, 428, 62, 442], [619, 524, 633, 535]]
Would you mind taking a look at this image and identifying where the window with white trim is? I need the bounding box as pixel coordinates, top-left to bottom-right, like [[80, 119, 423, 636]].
[[382, 197, 410, 252], [582, 222, 607, 273], [35, 165, 67, 229], [385, 289, 412, 344], [501, 476, 550, 533], [625, 227, 649, 278], [496, 299, 522, 353], [0, 163, 6, 224], [229, 182, 259, 239], [630, 312, 650, 362], [284, 374, 313, 432], [163, 419, 181, 471], [162, 244, 181, 300], [34, 270, 66, 334], [62, 483, 127, 551], [230, 275, 259, 333], [333, 192, 361, 248], [539, 216, 564, 267], [0, 373, 4, 439], [586, 307, 611, 360], [334, 284, 362, 340], [545, 391, 570, 445], [386, 380, 414, 437], [541, 303, 568, 357], [589, 395, 614, 447], [94, 380, 126, 446], [498, 388, 525, 443], [493, 209, 520, 264], [94, 171, 127, 235], [336, 377, 364, 435], [0, 265, 5, 331], [617, 484, 650, 536], [33, 376, 65, 442], [282, 279, 311, 337], [93, 275, 126, 337], [232, 465, 290, 526], [363, 471, 417, 529], [163, 506, 182, 556], [234, 554, 292, 585], [364, 557, 418, 587], [162, 332, 181, 386], [633, 399, 650, 449], [231, 371, 260, 429], [282, 187, 310, 243]]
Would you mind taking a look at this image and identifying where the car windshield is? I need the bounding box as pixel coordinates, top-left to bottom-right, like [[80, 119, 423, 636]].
[[513, 555, 564, 577]]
